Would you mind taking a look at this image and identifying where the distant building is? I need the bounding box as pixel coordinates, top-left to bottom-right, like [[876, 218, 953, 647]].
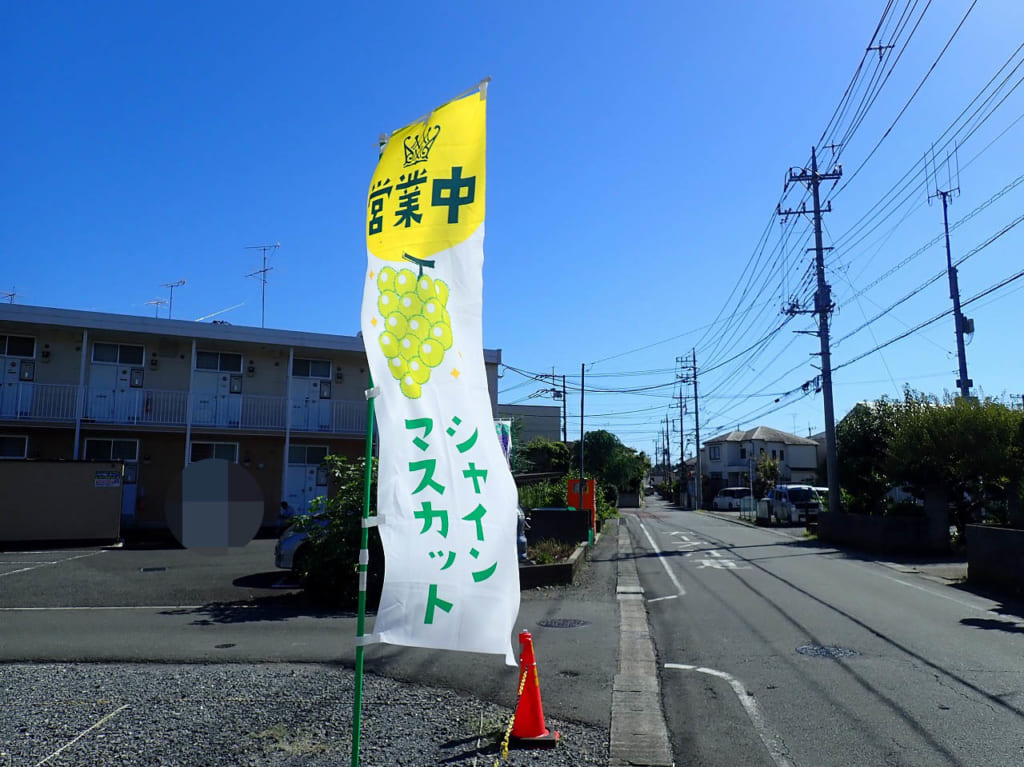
[[701, 425, 819, 488], [495, 403, 562, 444], [0, 303, 501, 532]]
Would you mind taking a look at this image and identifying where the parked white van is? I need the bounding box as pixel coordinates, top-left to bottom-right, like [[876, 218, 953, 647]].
[[763, 484, 822, 524], [712, 487, 752, 510]]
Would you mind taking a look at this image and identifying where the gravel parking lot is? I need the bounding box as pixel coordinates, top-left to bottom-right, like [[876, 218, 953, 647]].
[[1, 663, 608, 767]]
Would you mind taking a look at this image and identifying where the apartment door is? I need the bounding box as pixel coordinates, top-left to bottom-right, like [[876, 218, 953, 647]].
[[284, 445, 329, 514], [290, 379, 332, 431], [0, 357, 24, 417], [193, 371, 242, 427]]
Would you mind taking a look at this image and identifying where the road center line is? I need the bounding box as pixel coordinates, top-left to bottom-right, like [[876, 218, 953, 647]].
[[33, 703, 129, 767], [638, 522, 686, 597], [665, 663, 793, 767]]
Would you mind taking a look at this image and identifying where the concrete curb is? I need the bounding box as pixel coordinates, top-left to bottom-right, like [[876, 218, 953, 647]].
[[610, 521, 674, 766]]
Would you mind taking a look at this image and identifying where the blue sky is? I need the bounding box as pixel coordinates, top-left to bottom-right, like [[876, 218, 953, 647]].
[[3, 1, 1023, 459]]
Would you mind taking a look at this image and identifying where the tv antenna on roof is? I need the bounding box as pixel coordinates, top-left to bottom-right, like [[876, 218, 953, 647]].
[[145, 298, 168, 318], [1, 287, 20, 303], [245, 242, 280, 328], [161, 279, 186, 319]]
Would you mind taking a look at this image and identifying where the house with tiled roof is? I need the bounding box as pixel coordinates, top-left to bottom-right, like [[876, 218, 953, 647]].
[[701, 425, 819, 489]]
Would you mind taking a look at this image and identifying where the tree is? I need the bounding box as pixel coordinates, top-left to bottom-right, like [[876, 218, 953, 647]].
[[519, 437, 572, 475], [297, 455, 384, 607], [836, 398, 901, 515], [887, 392, 1024, 538], [753, 455, 780, 500], [577, 430, 649, 493]]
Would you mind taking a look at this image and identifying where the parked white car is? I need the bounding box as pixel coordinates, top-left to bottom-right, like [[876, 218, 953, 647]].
[[712, 487, 753, 510]]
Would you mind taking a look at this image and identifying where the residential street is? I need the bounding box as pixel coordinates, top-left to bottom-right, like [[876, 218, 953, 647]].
[[625, 499, 1024, 767]]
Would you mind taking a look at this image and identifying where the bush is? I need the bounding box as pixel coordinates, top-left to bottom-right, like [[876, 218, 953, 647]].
[[297, 455, 384, 608]]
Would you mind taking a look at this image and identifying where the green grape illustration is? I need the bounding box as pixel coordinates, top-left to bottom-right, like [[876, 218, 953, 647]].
[[419, 339, 444, 368], [407, 358, 430, 385], [407, 314, 430, 341], [388, 355, 409, 381], [379, 331, 399, 359], [385, 311, 409, 339], [400, 374, 422, 399], [375, 259, 454, 399]]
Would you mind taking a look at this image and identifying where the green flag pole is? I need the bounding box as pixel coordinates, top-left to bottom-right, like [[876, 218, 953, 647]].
[[351, 373, 375, 767]]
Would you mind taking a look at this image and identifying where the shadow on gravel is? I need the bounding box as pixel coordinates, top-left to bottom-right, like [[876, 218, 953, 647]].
[[437, 733, 499, 764]]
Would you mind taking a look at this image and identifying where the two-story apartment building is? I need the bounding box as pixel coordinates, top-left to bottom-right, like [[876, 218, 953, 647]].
[[0, 303, 501, 532], [701, 425, 819, 489]]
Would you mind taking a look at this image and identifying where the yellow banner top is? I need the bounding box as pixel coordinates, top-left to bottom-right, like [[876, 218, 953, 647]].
[[366, 90, 486, 263]]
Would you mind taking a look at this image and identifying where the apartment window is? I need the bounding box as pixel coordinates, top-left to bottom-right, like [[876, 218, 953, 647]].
[[709, 446, 721, 461], [0, 436, 28, 459], [739, 447, 747, 460], [93, 342, 144, 365], [780, 449, 785, 460], [292, 358, 332, 378], [771, 449, 777, 460], [84, 438, 139, 462], [189, 441, 239, 463], [289, 445, 330, 465], [0, 335, 36, 358], [195, 350, 243, 372]]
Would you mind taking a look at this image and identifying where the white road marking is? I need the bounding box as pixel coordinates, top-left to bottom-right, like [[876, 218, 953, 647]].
[[0, 550, 104, 578], [33, 703, 129, 767], [638, 523, 686, 596], [666, 663, 794, 767], [648, 595, 679, 603]]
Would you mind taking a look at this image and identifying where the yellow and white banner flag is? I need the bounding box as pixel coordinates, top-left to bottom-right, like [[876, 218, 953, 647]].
[[360, 83, 521, 665]]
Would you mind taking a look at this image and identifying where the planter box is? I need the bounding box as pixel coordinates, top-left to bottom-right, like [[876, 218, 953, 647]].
[[967, 524, 1024, 596], [519, 542, 589, 589]]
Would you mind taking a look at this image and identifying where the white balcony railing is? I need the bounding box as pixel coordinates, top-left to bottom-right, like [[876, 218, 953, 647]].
[[0, 382, 365, 434], [0, 382, 79, 422]]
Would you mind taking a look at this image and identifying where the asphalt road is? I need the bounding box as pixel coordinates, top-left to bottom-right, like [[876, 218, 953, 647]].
[[0, 532, 619, 729], [625, 499, 1024, 767]]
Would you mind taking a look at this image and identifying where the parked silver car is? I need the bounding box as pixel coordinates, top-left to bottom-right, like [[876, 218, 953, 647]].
[[274, 515, 327, 572]]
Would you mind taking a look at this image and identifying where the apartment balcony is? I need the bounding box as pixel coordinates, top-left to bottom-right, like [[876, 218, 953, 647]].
[[0, 382, 366, 435]]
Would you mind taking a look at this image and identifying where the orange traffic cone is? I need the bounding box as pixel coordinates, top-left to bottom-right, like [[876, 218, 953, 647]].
[[510, 630, 560, 748]]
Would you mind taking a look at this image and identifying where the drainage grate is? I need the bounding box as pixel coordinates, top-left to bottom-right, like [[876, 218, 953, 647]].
[[796, 644, 859, 659], [536, 618, 590, 629], [140, 567, 166, 573], [214, 643, 236, 649]]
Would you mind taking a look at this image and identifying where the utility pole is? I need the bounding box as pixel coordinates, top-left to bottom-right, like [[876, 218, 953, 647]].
[[676, 389, 686, 507], [929, 177, 972, 398], [246, 242, 280, 328], [692, 349, 702, 510], [780, 146, 842, 515], [579, 363, 585, 506], [561, 375, 567, 442], [665, 413, 672, 489]]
